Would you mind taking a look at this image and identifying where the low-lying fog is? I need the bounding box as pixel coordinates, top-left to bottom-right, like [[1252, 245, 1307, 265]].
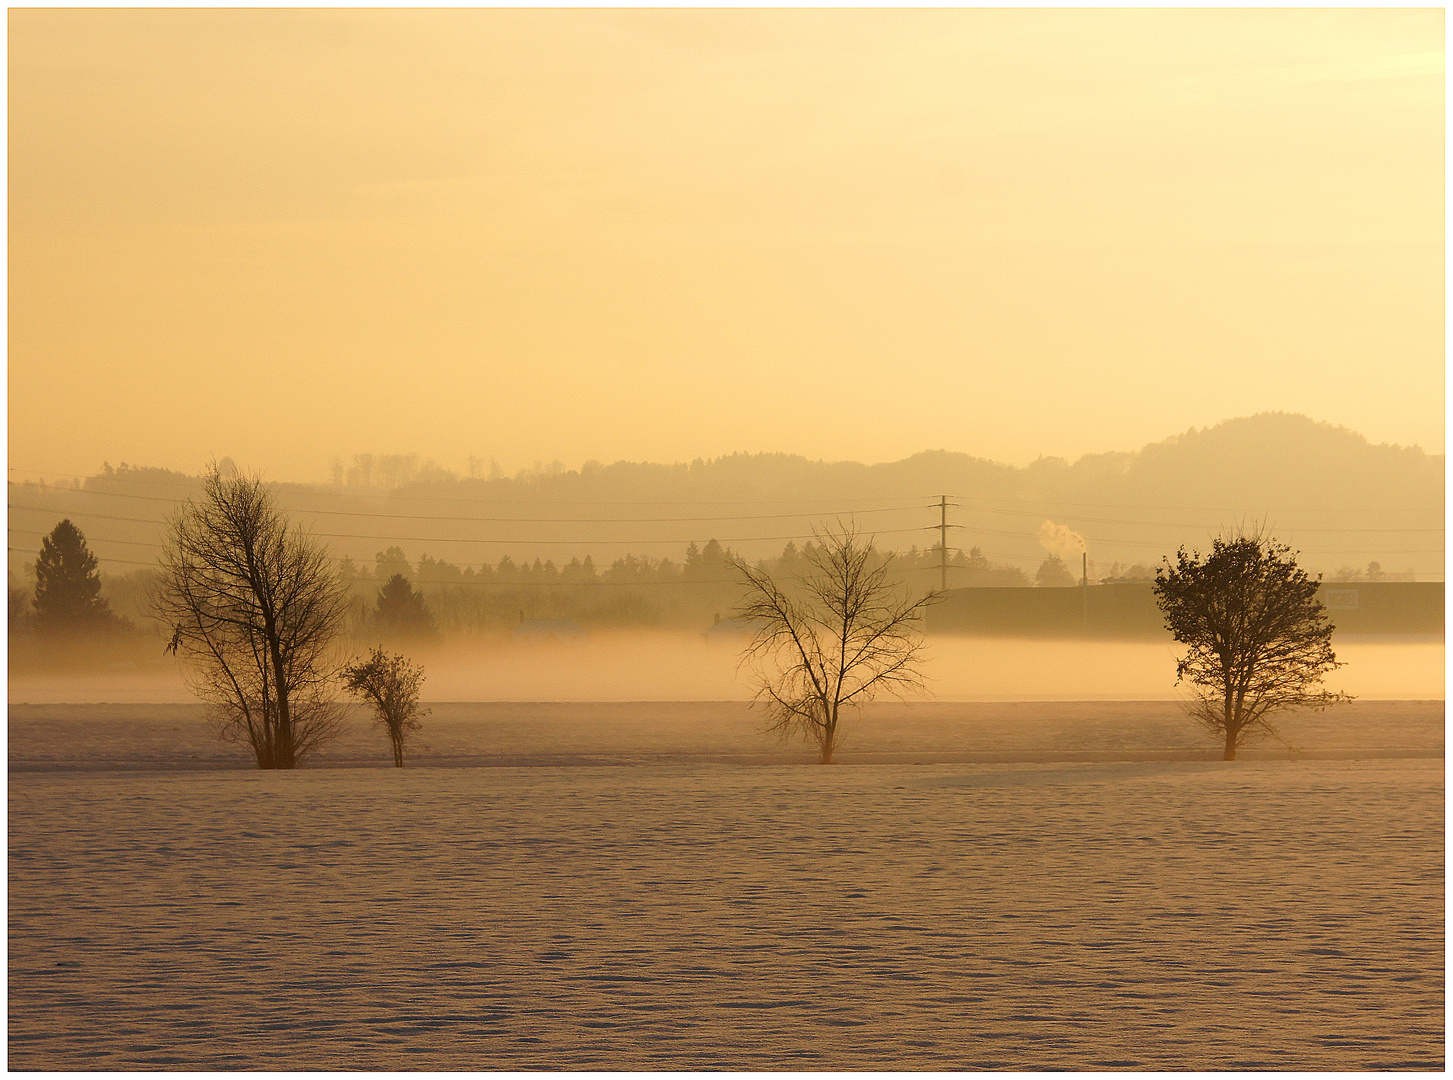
[[7, 633, 1443, 704]]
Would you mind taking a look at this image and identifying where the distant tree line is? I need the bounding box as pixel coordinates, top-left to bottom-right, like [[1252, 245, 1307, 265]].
[[330, 537, 1036, 640], [337, 538, 745, 638], [6, 526, 1057, 662]]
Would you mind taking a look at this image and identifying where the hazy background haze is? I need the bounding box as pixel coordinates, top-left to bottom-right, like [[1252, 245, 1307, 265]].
[[8, 8, 1444, 482]]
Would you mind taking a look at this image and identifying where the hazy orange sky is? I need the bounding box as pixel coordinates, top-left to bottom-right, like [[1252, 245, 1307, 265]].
[[9, 8, 1444, 483]]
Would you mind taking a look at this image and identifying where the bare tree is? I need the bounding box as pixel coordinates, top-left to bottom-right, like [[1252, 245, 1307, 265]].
[[154, 466, 348, 769], [341, 647, 428, 767], [1154, 532, 1351, 761], [731, 525, 939, 764]]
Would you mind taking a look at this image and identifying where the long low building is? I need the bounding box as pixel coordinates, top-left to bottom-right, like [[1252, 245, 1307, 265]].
[[924, 580, 1445, 640]]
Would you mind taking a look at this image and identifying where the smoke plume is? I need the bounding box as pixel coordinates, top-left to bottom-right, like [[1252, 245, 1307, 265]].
[[1037, 520, 1087, 562]]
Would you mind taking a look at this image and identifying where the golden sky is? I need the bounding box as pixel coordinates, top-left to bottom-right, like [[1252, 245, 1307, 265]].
[[8, 8, 1444, 481]]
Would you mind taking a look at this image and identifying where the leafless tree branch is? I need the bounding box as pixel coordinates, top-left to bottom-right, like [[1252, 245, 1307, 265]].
[[152, 464, 348, 768], [730, 523, 940, 764]]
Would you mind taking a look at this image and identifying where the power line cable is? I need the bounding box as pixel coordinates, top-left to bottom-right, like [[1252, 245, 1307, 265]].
[[7, 529, 1044, 566], [931, 491, 1444, 515], [5, 513, 939, 549], [9, 496, 1440, 542], [10, 466, 1441, 515], [12, 511, 1440, 556], [9, 521, 1441, 569], [1, 545, 765, 588], [945, 505, 1444, 532], [6, 466, 932, 510], [9, 511, 1442, 560], [5, 487, 926, 524]]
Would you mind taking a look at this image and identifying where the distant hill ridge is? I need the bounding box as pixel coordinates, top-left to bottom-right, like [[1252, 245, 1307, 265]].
[[387, 412, 1441, 518], [7, 413, 1445, 580]]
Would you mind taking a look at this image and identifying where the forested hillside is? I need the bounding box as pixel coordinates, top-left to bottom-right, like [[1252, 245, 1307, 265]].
[[8, 413, 1443, 641]]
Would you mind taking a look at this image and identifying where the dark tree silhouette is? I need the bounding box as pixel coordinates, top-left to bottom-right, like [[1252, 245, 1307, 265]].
[[1154, 533, 1351, 760], [374, 545, 411, 583], [154, 466, 348, 769], [32, 520, 114, 635], [374, 573, 437, 640], [341, 647, 428, 767], [730, 525, 938, 764], [1034, 555, 1076, 588]]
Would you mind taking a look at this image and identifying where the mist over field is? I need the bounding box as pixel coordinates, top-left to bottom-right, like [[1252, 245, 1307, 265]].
[[8, 632, 1441, 705], [419, 635, 1446, 703]]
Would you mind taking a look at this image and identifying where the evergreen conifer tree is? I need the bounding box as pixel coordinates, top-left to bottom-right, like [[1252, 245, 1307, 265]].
[[374, 573, 438, 640], [32, 520, 113, 635]]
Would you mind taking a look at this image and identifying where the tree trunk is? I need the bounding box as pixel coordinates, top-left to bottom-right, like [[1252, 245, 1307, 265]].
[[269, 641, 295, 769], [255, 703, 280, 769], [819, 704, 837, 764], [253, 551, 296, 770], [1222, 685, 1237, 761]]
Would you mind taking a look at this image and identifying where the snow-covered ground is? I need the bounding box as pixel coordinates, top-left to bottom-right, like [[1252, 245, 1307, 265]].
[[4, 698, 1447, 771], [7, 700, 1444, 1069]]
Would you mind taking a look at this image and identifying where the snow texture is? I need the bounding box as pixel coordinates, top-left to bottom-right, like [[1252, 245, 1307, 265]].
[[7, 701, 1444, 1069]]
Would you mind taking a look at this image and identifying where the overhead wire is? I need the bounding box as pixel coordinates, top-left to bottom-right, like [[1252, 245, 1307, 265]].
[[10, 509, 1442, 562], [6, 508, 938, 548], [3, 545, 822, 589], [5, 466, 932, 510], [7, 489, 1441, 537], [9, 464, 1443, 516], [4, 487, 924, 524], [9, 464, 1443, 572], [8, 519, 1442, 574], [11, 505, 1441, 558]]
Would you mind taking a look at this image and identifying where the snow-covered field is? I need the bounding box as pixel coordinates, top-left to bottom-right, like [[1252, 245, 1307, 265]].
[[5, 698, 1447, 771], [7, 699, 1444, 1069]]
